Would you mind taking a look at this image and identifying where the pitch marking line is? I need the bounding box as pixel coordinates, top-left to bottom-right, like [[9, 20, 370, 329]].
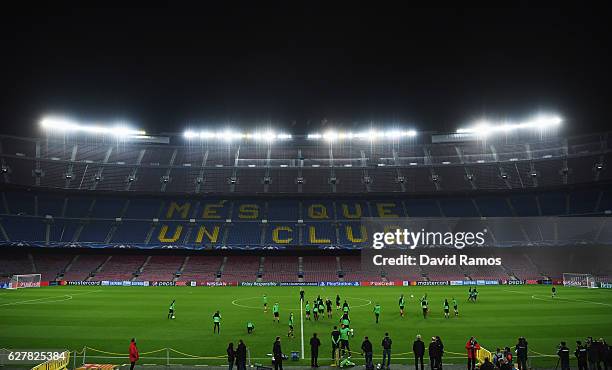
[[503, 289, 612, 307], [530, 295, 612, 307], [0, 289, 101, 307]]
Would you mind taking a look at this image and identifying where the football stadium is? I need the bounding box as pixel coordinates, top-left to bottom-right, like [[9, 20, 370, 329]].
[[2, 4, 612, 370], [1, 122, 611, 369]]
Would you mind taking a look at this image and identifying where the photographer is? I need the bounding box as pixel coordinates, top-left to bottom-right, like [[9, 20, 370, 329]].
[[465, 337, 481, 370], [382, 333, 392, 370], [575, 341, 588, 370], [436, 336, 444, 370], [597, 338, 608, 370], [429, 337, 440, 370], [273, 336, 283, 370], [361, 336, 373, 370], [588, 338, 601, 370], [558, 341, 570, 370], [515, 337, 529, 370], [503, 347, 513, 366], [493, 348, 503, 368]]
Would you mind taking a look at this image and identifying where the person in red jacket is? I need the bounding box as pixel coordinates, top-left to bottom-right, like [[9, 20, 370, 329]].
[[465, 337, 480, 370], [129, 338, 139, 370]]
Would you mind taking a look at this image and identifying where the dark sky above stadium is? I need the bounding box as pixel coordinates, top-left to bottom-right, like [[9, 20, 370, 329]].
[[1, 5, 610, 137]]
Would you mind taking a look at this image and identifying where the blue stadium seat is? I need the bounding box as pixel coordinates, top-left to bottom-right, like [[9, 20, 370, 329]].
[[303, 223, 337, 245], [475, 197, 513, 217], [509, 194, 539, 216], [64, 196, 93, 218], [405, 199, 441, 217], [188, 222, 225, 246], [90, 198, 126, 219], [336, 201, 370, 219], [598, 190, 612, 213], [369, 200, 405, 218], [439, 198, 479, 217], [225, 222, 262, 245], [267, 200, 299, 221], [303, 200, 335, 220], [2, 216, 45, 242], [265, 223, 298, 245], [198, 199, 231, 220], [123, 199, 163, 219], [538, 192, 567, 216], [149, 222, 191, 245], [569, 190, 599, 215], [49, 220, 79, 242], [78, 221, 113, 242], [37, 194, 64, 217], [5, 192, 35, 215], [232, 201, 264, 221], [337, 221, 367, 246], [111, 221, 152, 243]]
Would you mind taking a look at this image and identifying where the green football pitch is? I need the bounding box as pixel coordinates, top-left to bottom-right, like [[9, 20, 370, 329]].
[[1, 285, 611, 367]]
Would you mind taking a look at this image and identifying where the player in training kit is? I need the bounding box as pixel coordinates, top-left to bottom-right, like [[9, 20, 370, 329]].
[[552, 286, 557, 298], [318, 302, 325, 319], [452, 297, 459, 316], [213, 310, 221, 334], [288, 313, 295, 338], [336, 294, 341, 310], [443, 299, 450, 319], [326, 298, 333, 318], [468, 287, 474, 302], [342, 300, 350, 315], [473, 288, 479, 301], [340, 324, 351, 357], [399, 294, 405, 317], [313, 302, 319, 321], [273, 303, 280, 323], [263, 294, 268, 312], [300, 288, 305, 302], [305, 301, 311, 320], [373, 303, 381, 324], [420, 294, 428, 319], [341, 311, 350, 326], [168, 299, 176, 319], [247, 321, 255, 334]]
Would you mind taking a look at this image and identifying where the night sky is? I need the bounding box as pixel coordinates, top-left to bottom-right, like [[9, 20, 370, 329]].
[[1, 5, 610, 137]]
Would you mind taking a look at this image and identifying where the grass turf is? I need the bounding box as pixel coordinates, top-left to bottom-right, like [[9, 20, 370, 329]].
[[0, 285, 611, 367]]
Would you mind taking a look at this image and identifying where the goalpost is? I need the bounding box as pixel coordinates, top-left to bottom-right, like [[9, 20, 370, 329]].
[[8, 274, 41, 289], [562, 273, 597, 288]]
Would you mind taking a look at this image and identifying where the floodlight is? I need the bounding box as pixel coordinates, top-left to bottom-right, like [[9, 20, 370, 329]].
[[323, 131, 339, 142], [183, 130, 198, 139], [40, 116, 145, 136], [457, 114, 562, 136]]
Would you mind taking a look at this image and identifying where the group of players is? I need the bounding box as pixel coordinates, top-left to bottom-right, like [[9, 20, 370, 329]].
[[418, 294, 460, 319], [164, 287, 483, 343]]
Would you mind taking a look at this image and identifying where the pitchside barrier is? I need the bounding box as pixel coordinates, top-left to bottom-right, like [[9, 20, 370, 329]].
[[30, 351, 70, 370], [476, 347, 492, 364], [17, 279, 575, 288], [0, 346, 559, 368]]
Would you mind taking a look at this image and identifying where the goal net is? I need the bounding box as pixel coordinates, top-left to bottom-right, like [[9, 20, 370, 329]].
[[563, 273, 597, 288], [8, 274, 41, 289]]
